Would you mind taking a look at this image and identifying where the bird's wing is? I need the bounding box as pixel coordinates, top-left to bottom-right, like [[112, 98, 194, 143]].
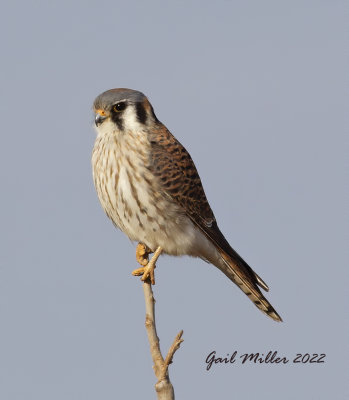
[[148, 125, 216, 228], [148, 125, 282, 322]]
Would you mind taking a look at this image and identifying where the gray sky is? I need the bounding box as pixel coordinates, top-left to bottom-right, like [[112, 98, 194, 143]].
[[0, 1, 347, 399]]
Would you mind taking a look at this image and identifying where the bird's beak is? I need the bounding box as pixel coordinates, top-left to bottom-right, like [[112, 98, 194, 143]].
[[95, 110, 107, 126], [95, 114, 107, 126]]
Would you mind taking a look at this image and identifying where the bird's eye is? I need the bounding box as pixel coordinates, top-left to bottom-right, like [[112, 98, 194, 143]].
[[113, 102, 126, 112]]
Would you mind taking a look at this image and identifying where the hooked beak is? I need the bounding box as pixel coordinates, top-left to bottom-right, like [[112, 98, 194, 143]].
[[95, 113, 107, 127]]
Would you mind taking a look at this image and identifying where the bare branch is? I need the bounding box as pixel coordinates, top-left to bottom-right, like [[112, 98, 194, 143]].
[[143, 278, 183, 399], [159, 330, 184, 382]]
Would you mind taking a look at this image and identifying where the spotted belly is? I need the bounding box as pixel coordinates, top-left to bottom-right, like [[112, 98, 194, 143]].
[[93, 162, 214, 260]]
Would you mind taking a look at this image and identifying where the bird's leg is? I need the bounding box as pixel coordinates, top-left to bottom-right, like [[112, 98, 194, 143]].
[[141, 246, 162, 285], [132, 246, 162, 285]]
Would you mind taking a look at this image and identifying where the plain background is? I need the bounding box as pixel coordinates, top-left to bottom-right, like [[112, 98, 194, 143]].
[[0, 1, 347, 399]]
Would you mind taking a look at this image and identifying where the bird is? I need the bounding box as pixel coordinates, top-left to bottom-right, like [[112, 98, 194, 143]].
[[92, 88, 282, 322]]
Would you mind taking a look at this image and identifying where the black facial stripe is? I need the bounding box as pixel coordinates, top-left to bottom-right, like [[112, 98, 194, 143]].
[[135, 102, 147, 124], [111, 112, 124, 130], [150, 104, 159, 123]]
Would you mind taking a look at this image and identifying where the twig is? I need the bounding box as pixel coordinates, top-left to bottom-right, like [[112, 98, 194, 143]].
[[143, 280, 184, 399]]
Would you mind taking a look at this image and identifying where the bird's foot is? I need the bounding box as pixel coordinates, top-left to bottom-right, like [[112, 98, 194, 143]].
[[136, 243, 152, 266], [132, 243, 152, 278], [132, 246, 162, 285]]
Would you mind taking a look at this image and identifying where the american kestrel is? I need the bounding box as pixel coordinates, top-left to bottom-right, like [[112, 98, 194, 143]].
[[92, 88, 282, 322]]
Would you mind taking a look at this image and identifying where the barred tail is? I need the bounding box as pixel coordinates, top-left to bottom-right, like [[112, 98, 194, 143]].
[[218, 250, 282, 322]]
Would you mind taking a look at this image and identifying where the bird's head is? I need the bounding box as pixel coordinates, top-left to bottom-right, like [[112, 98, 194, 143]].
[[93, 88, 159, 135]]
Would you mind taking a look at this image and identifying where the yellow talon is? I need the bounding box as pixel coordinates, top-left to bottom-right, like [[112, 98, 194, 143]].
[[132, 246, 163, 285], [136, 243, 151, 266], [140, 262, 156, 285], [131, 267, 145, 276]]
